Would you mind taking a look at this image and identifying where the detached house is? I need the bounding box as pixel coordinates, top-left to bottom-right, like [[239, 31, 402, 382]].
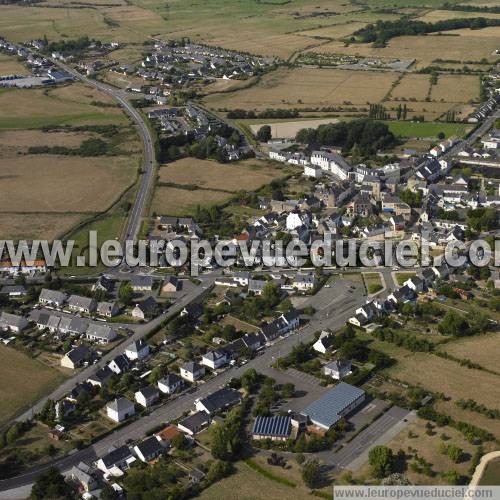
[[60, 346, 90, 370], [135, 385, 160, 407], [96, 446, 135, 476], [313, 331, 335, 354], [261, 310, 300, 342], [201, 349, 228, 370], [195, 387, 242, 415], [404, 276, 425, 293], [132, 297, 159, 320], [130, 275, 153, 292], [293, 273, 317, 291], [323, 359, 352, 380], [158, 373, 184, 394], [125, 339, 150, 361], [96, 301, 119, 318], [108, 354, 131, 375], [133, 436, 164, 463], [180, 361, 205, 382], [106, 397, 135, 423], [178, 411, 210, 436]]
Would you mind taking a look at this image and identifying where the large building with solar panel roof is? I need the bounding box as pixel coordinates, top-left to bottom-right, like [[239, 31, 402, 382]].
[[251, 415, 292, 441], [300, 382, 365, 430]]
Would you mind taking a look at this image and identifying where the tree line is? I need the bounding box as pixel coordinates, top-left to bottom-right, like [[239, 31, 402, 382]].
[[353, 17, 500, 47]]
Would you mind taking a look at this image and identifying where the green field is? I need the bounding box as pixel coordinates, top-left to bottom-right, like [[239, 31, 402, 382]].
[[384, 121, 472, 139]]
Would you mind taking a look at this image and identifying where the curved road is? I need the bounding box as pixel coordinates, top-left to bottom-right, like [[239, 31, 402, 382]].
[[55, 61, 156, 243]]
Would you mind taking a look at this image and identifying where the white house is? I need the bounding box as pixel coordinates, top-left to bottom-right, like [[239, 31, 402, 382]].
[[38, 288, 66, 308], [322, 359, 352, 380], [158, 373, 184, 394], [201, 350, 228, 370], [106, 397, 135, 423], [96, 446, 135, 476], [135, 385, 160, 407], [125, 339, 150, 361], [293, 272, 317, 291], [68, 295, 96, 314], [180, 361, 205, 382], [86, 324, 117, 344], [313, 331, 335, 354]]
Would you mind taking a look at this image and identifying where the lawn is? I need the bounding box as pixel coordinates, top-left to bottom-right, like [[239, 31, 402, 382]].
[[0, 345, 66, 426], [362, 272, 383, 294], [394, 271, 416, 285]]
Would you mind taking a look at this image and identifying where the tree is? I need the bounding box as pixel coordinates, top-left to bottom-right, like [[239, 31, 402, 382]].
[[437, 131, 445, 140], [30, 467, 75, 499], [369, 445, 394, 478], [210, 422, 229, 460], [438, 311, 470, 337], [301, 459, 322, 489], [118, 281, 134, 306], [281, 383, 295, 398], [256, 125, 272, 142], [241, 368, 259, 393]]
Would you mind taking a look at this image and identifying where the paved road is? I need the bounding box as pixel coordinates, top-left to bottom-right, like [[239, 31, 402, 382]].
[[324, 406, 414, 470], [52, 61, 156, 243], [0, 279, 366, 491]]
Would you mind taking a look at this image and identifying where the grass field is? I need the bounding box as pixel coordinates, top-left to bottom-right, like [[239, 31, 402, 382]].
[[479, 458, 500, 486], [0, 83, 128, 130], [438, 333, 500, 374], [158, 158, 285, 192], [0, 53, 29, 76], [385, 121, 472, 139], [249, 118, 339, 139], [306, 27, 500, 68], [152, 158, 287, 215], [385, 351, 500, 410], [374, 416, 483, 485], [0, 155, 137, 213], [204, 67, 400, 111], [0, 80, 139, 241], [0, 345, 66, 426], [363, 272, 383, 294]]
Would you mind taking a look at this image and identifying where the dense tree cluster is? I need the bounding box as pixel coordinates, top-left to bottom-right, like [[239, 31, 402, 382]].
[[353, 17, 500, 46], [295, 119, 397, 155]]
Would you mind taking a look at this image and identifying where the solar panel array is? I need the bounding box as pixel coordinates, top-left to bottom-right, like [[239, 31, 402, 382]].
[[252, 415, 291, 438]]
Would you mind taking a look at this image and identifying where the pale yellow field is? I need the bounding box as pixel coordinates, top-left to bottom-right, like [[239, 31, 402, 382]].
[[0, 53, 28, 76], [249, 118, 339, 139], [386, 352, 500, 410], [0, 130, 95, 153], [385, 99, 457, 121], [306, 27, 500, 67], [416, 9, 500, 22], [158, 158, 285, 192], [430, 74, 480, 103], [390, 73, 432, 101], [298, 21, 373, 40], [203, 67, 399, 110], [439, 333, 500, 374], [0, 213, 87, 242], [0, 155, 137, 213]]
